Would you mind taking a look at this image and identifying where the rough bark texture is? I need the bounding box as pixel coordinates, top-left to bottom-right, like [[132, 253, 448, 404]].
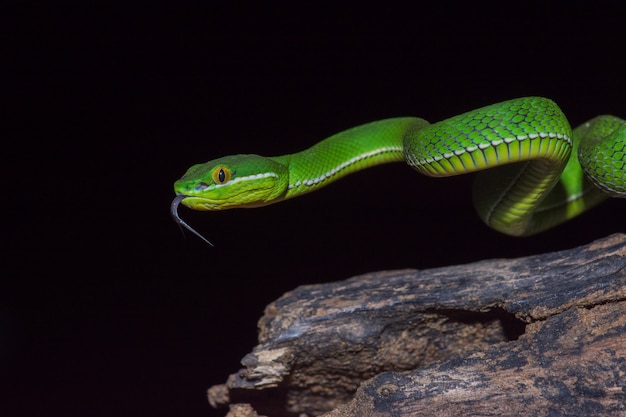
[[209, 234, 626, 417]]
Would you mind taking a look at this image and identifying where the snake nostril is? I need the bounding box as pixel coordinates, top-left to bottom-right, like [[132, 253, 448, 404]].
[[196, 182, 210, 191]]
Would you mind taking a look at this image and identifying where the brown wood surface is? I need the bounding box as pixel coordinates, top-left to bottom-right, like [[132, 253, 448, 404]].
[[209, 234, 626, 417]]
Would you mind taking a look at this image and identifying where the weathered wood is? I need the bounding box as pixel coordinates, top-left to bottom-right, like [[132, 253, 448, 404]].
[[208, 234, 626, 417], [328, 301, 626, 417]]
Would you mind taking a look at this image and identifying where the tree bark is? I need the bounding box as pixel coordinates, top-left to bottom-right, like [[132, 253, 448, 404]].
[[208, 234, 626, 417]]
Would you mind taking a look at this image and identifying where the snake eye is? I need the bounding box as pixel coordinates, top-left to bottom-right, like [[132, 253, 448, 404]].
[[212, 166, 231, 184]]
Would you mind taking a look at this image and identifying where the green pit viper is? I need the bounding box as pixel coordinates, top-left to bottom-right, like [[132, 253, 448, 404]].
[[171, 97, 625, 245]]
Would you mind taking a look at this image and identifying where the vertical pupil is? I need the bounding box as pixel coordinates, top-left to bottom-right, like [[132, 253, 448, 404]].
[[218, 169, 226, 182]]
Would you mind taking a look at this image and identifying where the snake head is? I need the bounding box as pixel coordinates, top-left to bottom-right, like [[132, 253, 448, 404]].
[[173, 154, 289, 210]]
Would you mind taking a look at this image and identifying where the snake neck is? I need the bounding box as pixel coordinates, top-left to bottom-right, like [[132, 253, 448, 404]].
[[271, 117, 428, 200]]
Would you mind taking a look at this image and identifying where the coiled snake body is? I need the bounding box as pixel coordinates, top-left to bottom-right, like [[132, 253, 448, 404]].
[[172, 97, 625, 244]]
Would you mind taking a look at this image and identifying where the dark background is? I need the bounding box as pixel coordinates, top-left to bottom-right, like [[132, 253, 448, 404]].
[[3, 3, 624, 416]]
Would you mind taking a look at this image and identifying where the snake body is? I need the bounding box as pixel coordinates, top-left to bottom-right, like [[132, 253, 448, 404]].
[[172, 97, 625, 241]]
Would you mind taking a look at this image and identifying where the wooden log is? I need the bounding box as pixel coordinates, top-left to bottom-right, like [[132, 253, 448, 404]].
[[208, 234, 626, 417]]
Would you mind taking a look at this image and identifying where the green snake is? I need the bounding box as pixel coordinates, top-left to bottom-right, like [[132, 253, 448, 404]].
[[171, 97, 625, 245]]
